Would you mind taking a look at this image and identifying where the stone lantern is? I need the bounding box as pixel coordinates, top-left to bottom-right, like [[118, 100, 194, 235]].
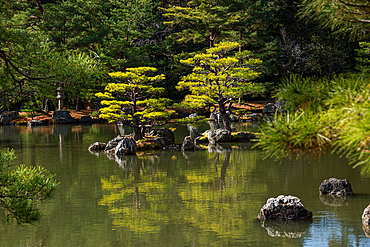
[[56, 86, 65, 111]]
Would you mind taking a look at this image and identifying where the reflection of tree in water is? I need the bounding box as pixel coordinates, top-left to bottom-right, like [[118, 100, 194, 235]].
[[208, 144, 231, 190], [106, 154, 140, 171], [99, 144, 265, 240], [260, 219, 311, 238]]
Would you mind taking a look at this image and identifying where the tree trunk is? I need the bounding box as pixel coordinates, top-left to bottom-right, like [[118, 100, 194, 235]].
[[132, 116, 143, 140], [133, 127, 143, 141], [41, 96, 45, 111], [219, 104, 231, 131]]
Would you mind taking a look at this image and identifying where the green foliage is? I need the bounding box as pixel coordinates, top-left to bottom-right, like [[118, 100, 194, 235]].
[[161, 0, 244, 47], [96, 67, 174, 140], [0, 1, 105, 109], [355, 42, 370, 72], [174, 115, 208, 124], [0, 149, 58, 224], [257, 110, 336, 160], [274, 75, 331, 111], [258, 73, 370, 171], [299, 0, 370, 39]]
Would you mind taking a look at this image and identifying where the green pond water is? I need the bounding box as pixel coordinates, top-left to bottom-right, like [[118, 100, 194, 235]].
[[0, 123, 370, 246]]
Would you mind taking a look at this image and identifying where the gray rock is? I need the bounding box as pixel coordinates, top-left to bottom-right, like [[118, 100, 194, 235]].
[[27, 120, 42, 126], [258, 195, 312, 221], [115, 137, 137, 155], [206, 129, 231, 144], [79, 115, 93, 123], [362, 204, 370, 226], [149, 128, 175, 144], [319, 178, 354, 196], [188, 126, 202, 140], [88, 142, 106, 152], [52, 110, 75, 124], [0, 111, 19, 125], [235, 132, 255, 140], [181, 137, 195, 151], [262, 103, 283, 119], [104, 136, 125, 152]]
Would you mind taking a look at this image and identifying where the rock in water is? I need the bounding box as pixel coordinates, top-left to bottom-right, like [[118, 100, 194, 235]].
[[181, 137, 195, 151], [319, 178, 354, 196], [88, 142, 106, 152], [258, 195, 312, 221], [115, 137, 137, 155], [362, 204, 370, 226], [104, 136, 125, 153], [206, 129, 231, 144]]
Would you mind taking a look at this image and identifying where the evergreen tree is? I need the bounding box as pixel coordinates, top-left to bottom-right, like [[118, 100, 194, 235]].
[[177, 42, 262, 131], [0, 149, 58, 224], [96, 67, 174, 140]]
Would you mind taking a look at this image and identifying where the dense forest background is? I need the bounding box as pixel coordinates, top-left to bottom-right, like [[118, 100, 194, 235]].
[[0, 0, 365, 111]]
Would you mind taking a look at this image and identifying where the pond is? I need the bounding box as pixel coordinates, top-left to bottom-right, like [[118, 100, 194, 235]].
[[0, 123, 370, 246]]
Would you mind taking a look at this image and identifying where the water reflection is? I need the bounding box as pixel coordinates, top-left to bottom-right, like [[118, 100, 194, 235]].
[[1, 124, 370, 246], [260, 219, 312, 238], [319, 195, 350, 207]]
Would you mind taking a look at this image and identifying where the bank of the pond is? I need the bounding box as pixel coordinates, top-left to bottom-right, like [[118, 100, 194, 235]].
[[4, 102, 268, 125]]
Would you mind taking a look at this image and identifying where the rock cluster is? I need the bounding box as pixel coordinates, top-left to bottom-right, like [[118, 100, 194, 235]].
[[89, 127, 178, 155], [0, 111, 19, 125], [258, 195, 312, 221], [319, 178, 354, 196]]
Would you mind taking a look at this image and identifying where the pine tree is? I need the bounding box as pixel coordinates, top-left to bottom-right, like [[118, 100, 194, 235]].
[[96, 67, 174, 140], [177, 42, 262, 131]]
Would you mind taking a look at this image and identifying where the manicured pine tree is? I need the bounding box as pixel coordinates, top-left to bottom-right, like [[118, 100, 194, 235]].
[[96, 67, 174, 140], [177, 41, 262, 131]]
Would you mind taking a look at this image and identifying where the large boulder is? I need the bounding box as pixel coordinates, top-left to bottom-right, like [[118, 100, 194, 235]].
[[115, 137, 137, 155], [149, 128, 175, 144], [362, 204, 370, 226], [235, 132, 256, 141], [52, 110, 75, 124], [262, 103, 283, 119], [0, 111, 19, 125], [105, 136, 125, 153], [79, 115, 94, 123], [258, 195, 312, 221], [206, 129, 231, 144], [319, 178, 354, 196]]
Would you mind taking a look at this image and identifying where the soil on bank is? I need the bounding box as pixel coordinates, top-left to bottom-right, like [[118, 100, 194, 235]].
[[12, 102, 267, 124]]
